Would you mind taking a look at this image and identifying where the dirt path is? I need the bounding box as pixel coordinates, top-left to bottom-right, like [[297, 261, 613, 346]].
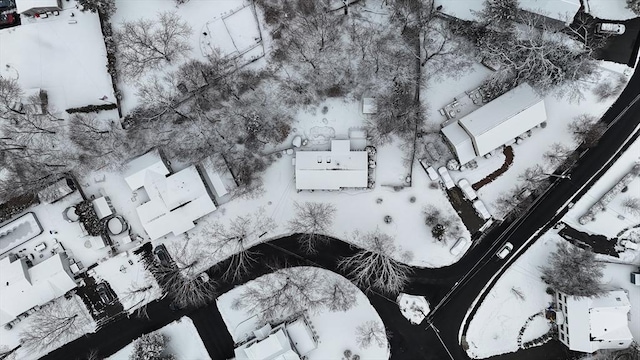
[[472, 146, 515, 191]]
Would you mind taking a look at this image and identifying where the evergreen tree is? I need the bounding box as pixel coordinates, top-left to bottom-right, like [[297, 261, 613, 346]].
[[540, 242, 605, 297]]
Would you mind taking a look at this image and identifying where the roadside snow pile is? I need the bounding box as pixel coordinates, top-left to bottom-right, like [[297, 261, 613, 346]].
[[217, 267, 390, 360], [107, 317, 210, 360], [397, 293, 429, 325], [586, 0, 638, 20], [464, 235, 558, 358]]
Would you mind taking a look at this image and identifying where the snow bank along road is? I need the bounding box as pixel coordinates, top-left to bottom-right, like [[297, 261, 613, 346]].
[[43, 63, 640, 360]]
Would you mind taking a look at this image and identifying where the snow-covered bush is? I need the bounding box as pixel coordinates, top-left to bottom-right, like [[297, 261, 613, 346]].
[[627, 0, 640, 15], [129, 333, 174, 360], [77, 0, 117, 19]]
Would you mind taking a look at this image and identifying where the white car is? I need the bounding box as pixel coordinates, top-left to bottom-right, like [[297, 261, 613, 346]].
[[473, 200, 492, 220], [620, 240, 639, 250], [597, 23, 625, 35], [438, 167, 455, 189], [450, 237, 469, 256], [458, 179, 477, 200], [496, 242, 513, 259]]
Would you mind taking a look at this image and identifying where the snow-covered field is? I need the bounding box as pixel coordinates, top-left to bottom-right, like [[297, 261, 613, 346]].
[[585, 0, 639, 20], [107, 317, 210, 360], [217, 267, 390, 360], [563, 137, 640, 239], [0, 1, 115, 112], [464, 234, 558, 359]]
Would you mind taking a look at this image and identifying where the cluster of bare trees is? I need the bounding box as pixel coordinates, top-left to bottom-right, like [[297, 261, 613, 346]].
[[287, 201, 336, 254], [233, 267, 357, 322], [19, 296, 94, 353], [338, 230, 412, 294]]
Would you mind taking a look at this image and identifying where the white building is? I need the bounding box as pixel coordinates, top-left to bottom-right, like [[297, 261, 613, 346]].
[[123, 149, 170, 192], [135, 166, 217, 240], [234, 318, 317, 360], [441, 83, 547, 165], [200, 154, 238, 204], [16, 0, 62, 16], [0, 252, 77, 325], [294, 140, 369, 191], [555, 290, 633, 353]]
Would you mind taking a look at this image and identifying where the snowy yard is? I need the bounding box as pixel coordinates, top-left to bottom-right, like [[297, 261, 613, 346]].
[[0, 1, 116, 112], [464, 234, 558, 359], [217, 267, 390, 360], [563, 137, 640, 240], [585, 0, 638, 20], [107, 317, 210, 360]]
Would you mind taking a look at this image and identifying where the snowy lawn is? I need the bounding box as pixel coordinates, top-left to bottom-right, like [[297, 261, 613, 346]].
[[563, 137, 640, 239], [585, 0, 638, 20], [217, 267, 389, 360], [111, 0, 249, 113], [0, 2, 116, 112], [464, 235, 558, 358], [107, 317, 210, 360], [90, 250, 162, 314]]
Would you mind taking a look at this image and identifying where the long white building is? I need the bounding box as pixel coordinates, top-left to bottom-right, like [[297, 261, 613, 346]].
[[442, 83, 547, 165]]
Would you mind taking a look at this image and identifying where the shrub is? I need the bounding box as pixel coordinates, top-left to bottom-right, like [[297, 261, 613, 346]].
[[66, 103, 118, 114]]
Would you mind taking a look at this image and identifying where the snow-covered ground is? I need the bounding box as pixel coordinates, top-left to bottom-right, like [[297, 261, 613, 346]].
[[464, 234, 558, 359], [0, 1, 116, 112], [90, 250, 162, 314], [585, 0, 639, 20], [217, 267, 389, 360], [0, 294, 96, 360], [563, 137, 640, 240], [397, 293, 430, 325], [107, 317, 210, 360]]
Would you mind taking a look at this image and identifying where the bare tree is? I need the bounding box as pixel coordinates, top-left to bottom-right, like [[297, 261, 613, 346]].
[[20, 297, 94, 353], [518, 165, 551, 194], [121, 281, 158, 319], [0, 77, 22, 113], [287, 202, 336, 254], [543, 142, 572, 167], [622, 197, 640, 217], [234, 267, 356, 322], [592, 73, 627, 102], [355, 320, 388, 349], [422, 205, 464, 242], [568, 114, 607, 147], [116, 11, 192, 78], [338, 230, 412, 294], [540, 241, 605, 297]]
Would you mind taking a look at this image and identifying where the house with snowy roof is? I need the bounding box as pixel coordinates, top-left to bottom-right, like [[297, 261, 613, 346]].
[[0, 252, 77, 326], [124, 150, 217, 240], [294, 140, 369, 191], [441, 83, 546, 165], [234, 317, 317, 360], [555, 290, 633, 353], [16, 0, 61, 15]]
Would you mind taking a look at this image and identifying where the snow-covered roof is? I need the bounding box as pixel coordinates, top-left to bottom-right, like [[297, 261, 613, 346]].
[[441, 122, 477, 165], [234, 329, 300, 360], [123, 150, 170, 191], [92, 197, 112, 220], [285, 318, 317, 356], [459, 83, 546, 157], [295, 140, 368, 191], [16, 0, 60, 14], [0, 253, 77, 325], [362, 97, 377, 114], [201, 155, 238, 200], [135, 166, 216, 240], [564, 290, 633, 353]]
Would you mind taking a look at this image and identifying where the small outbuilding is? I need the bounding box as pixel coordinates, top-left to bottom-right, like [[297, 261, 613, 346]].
[[16, 0, 61, 16]]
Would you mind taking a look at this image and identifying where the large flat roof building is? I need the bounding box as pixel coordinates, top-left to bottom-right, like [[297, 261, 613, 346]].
[[294, 140, 368, 191], [442, 83, 546, 164]]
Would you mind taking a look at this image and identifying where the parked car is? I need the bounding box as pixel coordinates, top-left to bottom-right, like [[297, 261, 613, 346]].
[[438, 167, 455, 189], [458, 179, 478, 200], [620, 240, 639, 250], [153, 244, 174, 267], [496, 242, 513, 259], [96, 283, 114, 304], [0, 13, 16, 26], [597, 23, 625, 35], [450, 237, 469, 256], [472, 200, 492, 220]]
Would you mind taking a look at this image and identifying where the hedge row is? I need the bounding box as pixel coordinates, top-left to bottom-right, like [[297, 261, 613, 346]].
[[66, 103, 118, 114]]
